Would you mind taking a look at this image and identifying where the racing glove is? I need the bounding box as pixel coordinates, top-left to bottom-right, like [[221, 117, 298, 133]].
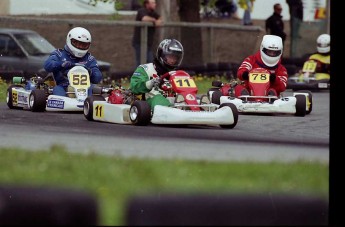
[[61, 61, 74, 69], [145, 77, 162, 90], [270, 73, 276, 83], [241, 71, 249, 80]]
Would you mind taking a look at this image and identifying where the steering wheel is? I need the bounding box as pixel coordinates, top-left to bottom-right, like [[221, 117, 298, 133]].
[[160, 72, 171, 81]]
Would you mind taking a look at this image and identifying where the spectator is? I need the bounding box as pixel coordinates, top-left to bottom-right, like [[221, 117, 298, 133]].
[[265, 3, 287, 44], [238, 0, 255, 25], [132, 0, 162, 68], [215, 0, 239, 18]]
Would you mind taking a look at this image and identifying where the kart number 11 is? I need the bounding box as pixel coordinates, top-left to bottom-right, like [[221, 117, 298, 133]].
[[173, 78, 196, 88]]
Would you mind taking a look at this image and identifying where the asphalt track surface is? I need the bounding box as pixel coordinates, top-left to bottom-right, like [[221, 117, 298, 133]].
[[0, 90, 329, 163]]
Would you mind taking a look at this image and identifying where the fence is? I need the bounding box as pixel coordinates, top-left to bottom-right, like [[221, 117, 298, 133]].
[[0, 15, 264, 79]]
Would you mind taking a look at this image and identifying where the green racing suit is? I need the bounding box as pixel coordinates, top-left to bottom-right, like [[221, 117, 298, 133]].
[[130, 63, 171, 110]]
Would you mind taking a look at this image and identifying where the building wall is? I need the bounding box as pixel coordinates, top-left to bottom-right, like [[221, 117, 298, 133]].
[[0, 0, 10, 15]]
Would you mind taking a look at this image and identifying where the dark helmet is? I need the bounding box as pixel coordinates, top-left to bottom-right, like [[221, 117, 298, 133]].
[[156, 39, 184, 70]]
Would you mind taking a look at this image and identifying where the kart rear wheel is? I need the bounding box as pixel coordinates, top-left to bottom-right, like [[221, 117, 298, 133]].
[[211, 80, 223, 87], [129, 100, 151, 126], [207, 88, 219, 100], [211, 90, 222, 105], [29, 89, 46, 112], [6, 85, 24, 109], [294, 95, 306, 117], [92, 86, 103, 95], [219, 103, 238, 129], [296, 90, 313, 115], [83, 95, 106, 121]]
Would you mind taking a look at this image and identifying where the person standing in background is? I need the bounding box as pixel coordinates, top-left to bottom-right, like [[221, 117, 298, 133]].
[[215, 0, 240, 19], [132, 0, 162, 68], [238, 0, 255, 25], [265, 3, 286, 44]]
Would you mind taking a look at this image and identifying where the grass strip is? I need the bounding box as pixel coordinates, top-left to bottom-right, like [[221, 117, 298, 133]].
[[0, 146, 328, 225]]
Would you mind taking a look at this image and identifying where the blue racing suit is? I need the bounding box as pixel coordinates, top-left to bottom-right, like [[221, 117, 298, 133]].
[[44, 45, 102, 96]]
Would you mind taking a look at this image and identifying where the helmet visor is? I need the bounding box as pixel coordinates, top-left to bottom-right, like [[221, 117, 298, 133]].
[[165, 53, 181, 66], [262, 48, 281, 57], [71, 38, 90, 50], [317, 42, 329, 48]]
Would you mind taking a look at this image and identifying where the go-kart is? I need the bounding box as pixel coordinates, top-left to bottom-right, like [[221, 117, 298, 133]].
[[208, 68, 313, 117], [6, 75, 50, 112], [45, 65, 91, 111], [287, 59, 330, 91], [84, 70, 239, 128], [6, 65, 92, 112]]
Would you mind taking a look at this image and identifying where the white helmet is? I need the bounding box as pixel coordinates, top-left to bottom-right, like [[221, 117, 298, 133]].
[[260, 35, 283, 67], [66, 27, 91, 58], [316, 34, 330, 54]]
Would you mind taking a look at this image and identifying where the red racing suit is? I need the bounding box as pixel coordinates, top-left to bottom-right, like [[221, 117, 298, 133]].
[[237, 51, 288, 95]]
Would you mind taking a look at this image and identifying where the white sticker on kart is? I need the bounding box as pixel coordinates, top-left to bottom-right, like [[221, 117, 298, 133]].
[[18, 94, 28, 104], [318, 83, 328, 88], [47, 99, 65, 109], [185, 94, 196, 101]]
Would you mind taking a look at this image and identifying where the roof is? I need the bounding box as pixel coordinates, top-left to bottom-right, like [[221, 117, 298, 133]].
[[9, 0, 116, 15]]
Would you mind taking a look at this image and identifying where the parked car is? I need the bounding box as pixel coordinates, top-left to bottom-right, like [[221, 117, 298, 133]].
[[0, 28, 111, 79]]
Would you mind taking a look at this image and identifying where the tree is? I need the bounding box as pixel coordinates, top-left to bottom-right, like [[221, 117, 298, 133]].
[[176, 0, 202, 66]]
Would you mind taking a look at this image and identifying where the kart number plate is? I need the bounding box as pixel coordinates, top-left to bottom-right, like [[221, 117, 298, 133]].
[[249, 72, 269, 83], [68, 73, 90, 89], [173, 78, 196, 88], [302, 60, 317, 73]]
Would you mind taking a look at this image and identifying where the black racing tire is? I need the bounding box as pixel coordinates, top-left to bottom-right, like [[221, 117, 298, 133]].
[[207, 88, 219, 99], [297, 90, 313, 115], [295, 95, 306, 117], [129, 100, 151, 126], [211, 90, 222, 105], [29, 89, 46, 112], [92, 86, 103, 95], [83, 95, 106, 121], [219, 103, 238, 129], [6, 85, 24, 109], [211, 80, 223, 87]]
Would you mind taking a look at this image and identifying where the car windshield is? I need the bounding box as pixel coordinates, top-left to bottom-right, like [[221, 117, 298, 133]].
[[14, 33, 55, 56]]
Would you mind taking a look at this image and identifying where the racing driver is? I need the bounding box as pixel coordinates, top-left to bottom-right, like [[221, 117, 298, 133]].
[[236, 34, 288, 97]]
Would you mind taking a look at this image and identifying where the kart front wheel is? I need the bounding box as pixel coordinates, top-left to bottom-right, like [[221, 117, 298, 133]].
[[29, 89, 46, 112], [296, 90, 313, 115], [219, 103, 238, 129], [84, 95, 106, 121], [6, 85, 24, 109], [129, 100, 151, 126], [295, 95, 306, 117]]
